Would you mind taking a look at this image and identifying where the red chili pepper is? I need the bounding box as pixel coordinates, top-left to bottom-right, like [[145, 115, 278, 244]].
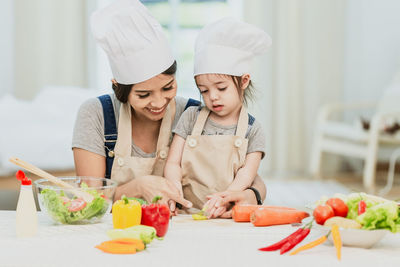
[[141, 196, 170, 237], [358, 200, 366, 215], [258, 228, 304, 251], [280, 228, 311, 254]]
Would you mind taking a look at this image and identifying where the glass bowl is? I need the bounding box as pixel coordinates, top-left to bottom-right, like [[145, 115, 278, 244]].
[[314, 224, 388, 249], [34, 177, 117, 225]]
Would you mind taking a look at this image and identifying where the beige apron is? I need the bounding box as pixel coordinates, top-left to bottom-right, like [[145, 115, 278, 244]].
[[181, 106, 249, 210], [110, 100, 176, 185]]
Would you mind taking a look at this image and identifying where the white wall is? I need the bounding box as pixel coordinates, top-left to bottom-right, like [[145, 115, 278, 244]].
[[14, 0, 88, 99], [0, 0, 14, 97], [344, 0, 400, 102]]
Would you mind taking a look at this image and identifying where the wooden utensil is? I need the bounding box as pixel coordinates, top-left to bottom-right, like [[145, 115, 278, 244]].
[[9, 157, 94, 203]]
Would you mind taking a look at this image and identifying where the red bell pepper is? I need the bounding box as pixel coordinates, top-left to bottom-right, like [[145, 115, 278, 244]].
[[141, 196, 170, 237]]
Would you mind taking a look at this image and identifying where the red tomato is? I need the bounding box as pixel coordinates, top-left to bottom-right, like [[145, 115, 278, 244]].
[[313, 204, 334, 225], [326, 198, 348, 217], [68, 198, 87, 212]]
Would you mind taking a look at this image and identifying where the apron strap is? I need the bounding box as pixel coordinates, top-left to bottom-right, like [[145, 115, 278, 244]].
[[156, 99, 176, 153], [98, 94, 117, 179], [235, 106, 249, 138], [192, 106, 248, 137], [114, 102, 132, 157], [191, 107, 211, 136]]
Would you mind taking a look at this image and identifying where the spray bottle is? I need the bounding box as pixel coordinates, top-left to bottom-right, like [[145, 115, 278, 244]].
[[15, 170, 38, 237]]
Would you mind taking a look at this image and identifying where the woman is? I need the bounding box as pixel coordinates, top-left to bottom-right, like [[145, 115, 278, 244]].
[[72, 0, 266, 216]]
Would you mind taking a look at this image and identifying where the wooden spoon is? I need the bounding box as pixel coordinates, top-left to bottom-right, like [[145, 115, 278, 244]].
[[9, 157, 94, 203]]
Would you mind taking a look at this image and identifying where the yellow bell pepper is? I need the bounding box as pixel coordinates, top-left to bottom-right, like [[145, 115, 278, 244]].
[[112, 195, 142, 229]]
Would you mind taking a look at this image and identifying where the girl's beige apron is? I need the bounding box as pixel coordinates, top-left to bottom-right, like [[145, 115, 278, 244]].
[[110, 100, 176, 185], [181, 106, 249, 210]]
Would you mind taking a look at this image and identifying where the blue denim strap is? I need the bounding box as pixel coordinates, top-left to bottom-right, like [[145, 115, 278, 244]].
[[98, 94, 118, 179], [184, 98, 201, 111]]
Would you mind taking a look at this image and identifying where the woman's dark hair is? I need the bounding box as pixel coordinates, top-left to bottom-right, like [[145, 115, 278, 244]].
[[112, 60, 177, 103]]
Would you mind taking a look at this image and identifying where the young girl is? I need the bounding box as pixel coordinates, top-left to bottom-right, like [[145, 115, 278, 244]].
[[164, 18, 271, 217]]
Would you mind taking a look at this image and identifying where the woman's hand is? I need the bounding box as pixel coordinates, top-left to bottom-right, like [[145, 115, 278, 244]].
[[136, 175, 191, 209], [166, 179, 184, 216]]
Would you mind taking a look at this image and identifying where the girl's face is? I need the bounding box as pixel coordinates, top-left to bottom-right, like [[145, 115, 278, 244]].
[[195, 74, 247, 118], [127, 74, 177, 121]]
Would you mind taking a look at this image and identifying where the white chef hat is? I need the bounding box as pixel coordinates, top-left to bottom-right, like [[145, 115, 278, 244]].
[[91, 0, 174, 84], [194, 17, 272, 77]]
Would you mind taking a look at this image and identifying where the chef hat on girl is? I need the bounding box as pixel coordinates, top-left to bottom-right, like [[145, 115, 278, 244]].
[[91, 0, 174, 84], [194, 17, 272, 77]]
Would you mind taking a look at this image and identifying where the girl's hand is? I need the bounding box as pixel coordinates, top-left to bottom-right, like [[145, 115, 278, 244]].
[[204, 194, 228, 219], [209, 189, 258, 218]]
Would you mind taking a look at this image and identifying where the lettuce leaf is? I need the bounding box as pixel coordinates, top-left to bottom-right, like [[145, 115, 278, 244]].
[[356, 202, 399, 233]]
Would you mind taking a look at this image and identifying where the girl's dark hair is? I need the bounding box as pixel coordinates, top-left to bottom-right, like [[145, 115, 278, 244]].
[[112, 60, 177, 103], [197, 74, 254, 106], [231, 75, 254, 106]]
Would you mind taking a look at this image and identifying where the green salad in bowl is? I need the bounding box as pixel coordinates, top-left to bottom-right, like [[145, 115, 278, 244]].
[[34, 177, 117, 224]]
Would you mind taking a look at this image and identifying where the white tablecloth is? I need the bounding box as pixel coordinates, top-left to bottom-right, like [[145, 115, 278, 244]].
[[0, 211, 399, 267]]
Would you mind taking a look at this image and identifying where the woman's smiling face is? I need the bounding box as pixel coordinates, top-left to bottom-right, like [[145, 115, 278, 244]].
[[127, 74, 177, 121]]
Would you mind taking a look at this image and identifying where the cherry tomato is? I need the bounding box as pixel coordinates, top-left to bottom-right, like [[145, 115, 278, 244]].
[[67, 198, 87, 212], [326, 198, 348, 217], [313, 204, 334, 225], [358, 200, 366, 215]]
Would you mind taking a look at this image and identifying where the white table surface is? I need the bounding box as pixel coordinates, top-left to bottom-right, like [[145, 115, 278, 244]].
[[0, 210, 399, 267]]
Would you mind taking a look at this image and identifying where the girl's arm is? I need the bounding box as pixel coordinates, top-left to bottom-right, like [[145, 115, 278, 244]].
[[164, 134, 186, 193], [227, 151, 262, 191]]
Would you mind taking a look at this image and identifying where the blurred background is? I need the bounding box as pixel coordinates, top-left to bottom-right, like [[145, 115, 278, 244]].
[[1, 0, 400, 209]]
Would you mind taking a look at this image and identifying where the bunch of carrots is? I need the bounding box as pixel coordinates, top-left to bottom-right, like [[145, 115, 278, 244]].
[[232, 205, 310, 226]]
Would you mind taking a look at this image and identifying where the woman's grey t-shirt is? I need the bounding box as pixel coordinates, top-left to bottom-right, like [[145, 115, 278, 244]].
[[173, 106, 266, 158], [72, 94, 190, 158]]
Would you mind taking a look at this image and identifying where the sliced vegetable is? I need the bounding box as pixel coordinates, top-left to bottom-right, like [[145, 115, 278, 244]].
[[358, 200, 366, 215], [251, 207, 309, 227], [331, 224, 341, 260], [290, 232, 329, 255], [192, 206, 208, 220], [67, 198, 87, 212], [95, 238, 144, 254]]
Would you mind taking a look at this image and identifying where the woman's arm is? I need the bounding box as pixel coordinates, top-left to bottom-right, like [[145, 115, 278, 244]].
[[73, 148, 106, 178], [73, 148, 187, 206]]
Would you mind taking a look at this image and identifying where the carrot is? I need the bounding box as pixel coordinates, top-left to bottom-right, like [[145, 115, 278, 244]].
[[250, 208, 309, 227], [331, 224, 341, 260], [95, 238, 145, 254], [290, 232, 330, 255], [232, 205, 297, 222]]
